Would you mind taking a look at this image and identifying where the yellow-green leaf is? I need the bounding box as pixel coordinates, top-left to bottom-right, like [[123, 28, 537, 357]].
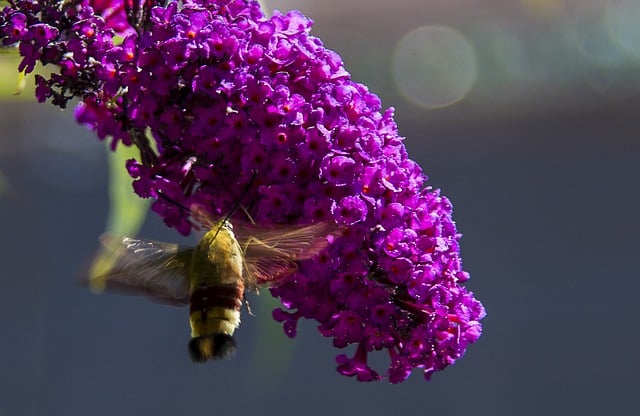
[[247, 293, 295, 391], [88, 143, 150, 291]]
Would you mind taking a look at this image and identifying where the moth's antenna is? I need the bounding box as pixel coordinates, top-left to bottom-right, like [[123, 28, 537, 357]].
[[157, 170, 257, 238], [220, 170, 257, 225], [157, 191, 192, 214], [208, 170, 257, 241], [240, 205, 256, 225], [157, 190, 211, 232]]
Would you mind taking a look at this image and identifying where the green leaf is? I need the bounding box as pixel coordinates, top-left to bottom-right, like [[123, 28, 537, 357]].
[[247, 293, 295, 391], [104, 143, 150, 235], [88, 143, 150, 291], [0, 52, 34, 99]]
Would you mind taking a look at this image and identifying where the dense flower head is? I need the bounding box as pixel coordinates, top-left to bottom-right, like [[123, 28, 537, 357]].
[[1, 0, 485, 382]]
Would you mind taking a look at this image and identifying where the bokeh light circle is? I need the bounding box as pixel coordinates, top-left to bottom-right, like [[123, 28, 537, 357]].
[[391, 25, 477, 109]]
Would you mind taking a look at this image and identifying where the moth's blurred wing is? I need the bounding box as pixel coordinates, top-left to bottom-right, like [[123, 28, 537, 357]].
[[89, 235, 192, 306], [236, 222, 337, 289]]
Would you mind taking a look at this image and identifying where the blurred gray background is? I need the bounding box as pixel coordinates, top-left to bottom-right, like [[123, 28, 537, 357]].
[[1, 0, 639, 415]]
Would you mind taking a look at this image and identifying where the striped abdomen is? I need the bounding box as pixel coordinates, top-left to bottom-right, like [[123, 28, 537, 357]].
[[187, 281, 245, 362]]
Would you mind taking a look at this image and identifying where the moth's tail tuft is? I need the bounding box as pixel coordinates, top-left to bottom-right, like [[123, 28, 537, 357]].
[[188, 334, 237, 362]]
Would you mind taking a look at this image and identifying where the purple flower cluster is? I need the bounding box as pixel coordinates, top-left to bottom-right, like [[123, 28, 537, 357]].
[[1, 0, 485, 382]]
